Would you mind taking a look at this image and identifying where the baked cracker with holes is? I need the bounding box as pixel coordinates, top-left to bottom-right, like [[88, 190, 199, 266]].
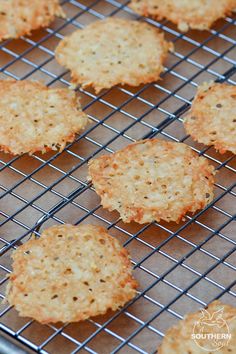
[[88, 139, 215, 224], [5, 224, 138, 324], [159, 300, 236, 353], [184, 82, 236, 154], [129, 0, 236, 32], [0, 0, 65, 41], [0, 80, 89, 155], [55, 18, 173, 93]]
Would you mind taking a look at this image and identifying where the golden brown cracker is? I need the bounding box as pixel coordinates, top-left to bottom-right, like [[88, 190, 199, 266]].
[[129, 0, 236, 32], [6, 224, 138, 324], [0, 0, 65, 41], [0, 80, 89, 155], [88, 139, 215, 224], [184, 82, 236, 154], [159, 301, 236, 353], [55, 18, 173, 93]]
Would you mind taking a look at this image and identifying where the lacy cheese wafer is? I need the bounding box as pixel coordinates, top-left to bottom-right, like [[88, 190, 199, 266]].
[[88, 139, 215, 224], [55, 18, 173, 93], [0, 80, 88, 155], [6, 224, 138, 323], [159, 301, 236, 353], [184, 82, 236, 154], [0, 0, 65, 41], [129, 0, 236, 32]]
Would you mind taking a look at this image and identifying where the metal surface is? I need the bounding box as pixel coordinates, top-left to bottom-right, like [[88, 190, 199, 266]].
[[0, 1, 235, 353], [0, 334, 29, 354]]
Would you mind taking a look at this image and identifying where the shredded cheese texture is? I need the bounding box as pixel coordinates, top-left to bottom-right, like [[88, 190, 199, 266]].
[[55, 18, 173, 93], [159, 301, 236, 353], [184, 82, 236, 154], [129, 0, 236, 32], [0, 0, 65, 41], [0, 80, 89, 155], [6, 224, 138, 324], [88, 139, 215, 224]]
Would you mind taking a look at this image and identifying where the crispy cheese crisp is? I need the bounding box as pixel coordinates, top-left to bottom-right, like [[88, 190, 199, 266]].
[[88, 139, 215, 224], [0, 0, 65, 41], [184, 82, 236, 154], [129, 0, 236, 32], [55, 18, 173, 93], [159, 301, 236, 353], [0, 80, 89, 155], [6, 224, 138, 324]]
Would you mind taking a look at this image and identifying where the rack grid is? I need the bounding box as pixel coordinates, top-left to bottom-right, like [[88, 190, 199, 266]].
[[0, 1, 235, 353]]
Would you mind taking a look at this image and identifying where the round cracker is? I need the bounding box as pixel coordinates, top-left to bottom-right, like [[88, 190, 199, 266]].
[[55, 18, 173, 93], [88, 139, 215, 224], [6, 224, 138, 324], [0, 0, 65, 41], [129, 0, 236, 32], [0, 80, 89, 155], [184, 82, 236, 155], [159, 301, 236, 353]]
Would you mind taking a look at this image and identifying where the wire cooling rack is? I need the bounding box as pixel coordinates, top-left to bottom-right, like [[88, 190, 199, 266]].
[[0, 1, 236, 353]]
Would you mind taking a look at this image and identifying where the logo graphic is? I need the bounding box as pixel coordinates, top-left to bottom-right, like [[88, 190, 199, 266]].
[[191, 306, 231, 351]]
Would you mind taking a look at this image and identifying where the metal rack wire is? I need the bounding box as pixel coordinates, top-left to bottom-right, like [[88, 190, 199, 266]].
[[0, 1, 235, 353]]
